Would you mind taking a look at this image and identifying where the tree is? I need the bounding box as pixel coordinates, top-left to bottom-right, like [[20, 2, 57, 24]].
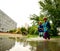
[[30, 14, 44, 25], [39, 0, 60, 36], [30, 14, 40, 25], [39, 0, 60, 23], [28, 25, 38, 35]]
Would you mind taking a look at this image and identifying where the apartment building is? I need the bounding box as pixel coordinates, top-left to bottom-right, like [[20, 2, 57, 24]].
[[0, 10, 17, 32]]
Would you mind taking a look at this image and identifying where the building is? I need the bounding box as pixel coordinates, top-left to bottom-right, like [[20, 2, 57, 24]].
[[24, 23, 29, 30], [0, 10, 17, 32]]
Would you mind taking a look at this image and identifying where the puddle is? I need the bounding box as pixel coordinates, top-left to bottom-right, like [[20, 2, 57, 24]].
[[0, 37, 60, 51]]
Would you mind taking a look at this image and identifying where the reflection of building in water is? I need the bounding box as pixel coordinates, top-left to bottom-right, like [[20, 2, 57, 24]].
[[0, 38, 15, 51], [0, 10, 17, 32]]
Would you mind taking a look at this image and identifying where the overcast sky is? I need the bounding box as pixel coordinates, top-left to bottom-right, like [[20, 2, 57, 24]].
[[0, 0, 40, 27]]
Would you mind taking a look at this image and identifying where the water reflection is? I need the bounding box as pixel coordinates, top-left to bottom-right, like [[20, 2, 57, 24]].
[[0, 37, 15, 51], [9, 41, 31, 51], [36, 41, 60, 51], [0, 37, 60, 51]]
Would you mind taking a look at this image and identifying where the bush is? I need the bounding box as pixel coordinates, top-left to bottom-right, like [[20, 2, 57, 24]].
[[28, 25, 38, 35], [15, 28, 22, 34], [21, 27, 28, 35], [8, 29, 16, 33]]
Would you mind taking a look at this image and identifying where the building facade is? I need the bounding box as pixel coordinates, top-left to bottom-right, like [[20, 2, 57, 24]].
[[0, 10, 17, 32]]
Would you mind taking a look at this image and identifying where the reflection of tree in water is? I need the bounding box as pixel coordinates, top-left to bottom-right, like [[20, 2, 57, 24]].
[[36, 41, 60, 51], [9, 37, 60, 51], [0, 37, 15, 51], [29, 41, 38, 51], [28, 41, 49, 51], [48, 41, 60, 51], [36, 41, 49, 51], [1, 37, 59, 51]]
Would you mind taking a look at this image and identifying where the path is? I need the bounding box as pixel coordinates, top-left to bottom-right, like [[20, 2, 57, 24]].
[[0, 33, 23, 38]]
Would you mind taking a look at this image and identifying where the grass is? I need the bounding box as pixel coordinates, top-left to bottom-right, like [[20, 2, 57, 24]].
[[26, 34, 38, 38], [50, 35, 60, 38]]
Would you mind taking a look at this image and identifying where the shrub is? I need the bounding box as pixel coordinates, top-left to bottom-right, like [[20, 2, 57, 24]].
[[28, 25, 38, 35], [21, 27, 28, 35]]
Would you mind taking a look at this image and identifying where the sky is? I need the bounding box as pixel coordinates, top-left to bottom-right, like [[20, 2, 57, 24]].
[[0, 0, 40, 27]]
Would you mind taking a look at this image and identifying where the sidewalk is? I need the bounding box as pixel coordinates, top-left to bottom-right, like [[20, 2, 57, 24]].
[[0, 33, 23, 38]]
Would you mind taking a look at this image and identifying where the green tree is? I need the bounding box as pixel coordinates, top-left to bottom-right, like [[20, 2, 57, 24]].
[[39, 0, 60, 36], [30, 14, 40, 25], [30, 14, 44, 25]]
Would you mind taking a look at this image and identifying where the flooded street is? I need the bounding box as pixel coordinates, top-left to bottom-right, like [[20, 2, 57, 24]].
[[0, 37, 60, 51]]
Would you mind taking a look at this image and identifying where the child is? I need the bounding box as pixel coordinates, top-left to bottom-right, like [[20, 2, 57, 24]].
[[43, 17, 51, 39], [38, 21, 44, 37]]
